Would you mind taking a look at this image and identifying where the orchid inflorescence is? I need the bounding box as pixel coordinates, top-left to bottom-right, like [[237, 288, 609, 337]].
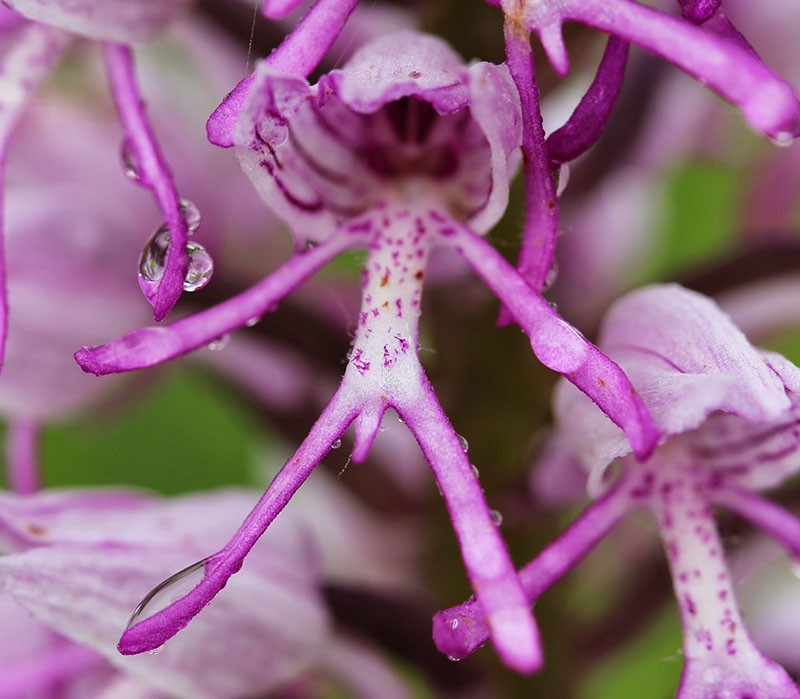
[[0, 1, 799, 697]]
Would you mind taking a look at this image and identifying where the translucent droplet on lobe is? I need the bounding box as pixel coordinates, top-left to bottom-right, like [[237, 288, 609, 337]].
[[543, 260, 559, 292], [207, 334, 230, 351], [556, 162, 570, 197], [121, 139, 142, 184], [490, 509, 503, 526], [245, 316, 261, 328], [183, 242, 214, 292], [179, 199, 201, 234], [331, 438, 342, 449], [457, 434, 469, 453], [139, 225, 170, 284], [126, 558, 210, 630], [471, 464, 480, 478]]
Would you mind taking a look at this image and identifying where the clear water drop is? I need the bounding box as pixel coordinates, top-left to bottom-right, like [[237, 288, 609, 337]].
[[543, 260, 559, 292], [183, 242, 214, 292], [471, 464, 480, 478], [179, 199, 201, 234], [126, 558, 210, 630], [245, 316, 262, 328], [490, 509, 503, 526], [146, 645, 165, 655], [770, 131, 795, 148], [556, 162, 570, 197], [302, 239, 319, 252], [331, 438, 342, 449], [207, 334, 230, 351], [447, 655, 462, 662], [456, 434, 469, 453], [121, 139, 142, 184], [139, 225, 170, 284]]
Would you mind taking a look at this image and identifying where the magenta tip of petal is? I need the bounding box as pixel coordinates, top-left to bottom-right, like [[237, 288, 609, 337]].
[[432, 605, 490, 662]]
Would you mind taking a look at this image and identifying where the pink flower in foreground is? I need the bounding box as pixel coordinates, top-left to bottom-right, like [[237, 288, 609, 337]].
[[435, 285, 800, 696], [0, 488, 412, 699], [76, 31, 657, 673]]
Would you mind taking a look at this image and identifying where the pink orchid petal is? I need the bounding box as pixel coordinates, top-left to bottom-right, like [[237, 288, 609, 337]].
[[4, 0, 191, 43]]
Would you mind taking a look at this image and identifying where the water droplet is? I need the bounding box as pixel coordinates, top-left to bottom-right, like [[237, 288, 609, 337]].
[[139, 225, 170, 284], [457, 434, 469, 453], [543, 261, 559, 292], [471, 464, 480, 478], [146, 645, 165, 655], [121, 139, 142, 184], [183, 242, 214, 292], [331, 438, 342, 449], [245, 316, 261, 328], [447, 654, 462, 662], [770, 131, 795, 147], [179, 199, 201, 234], [556, 162, 570, 197], [490, 509, 503, 526], [207, 334, 230, 351], [127, 558, 210, 630], [302, 239, 319, 251]]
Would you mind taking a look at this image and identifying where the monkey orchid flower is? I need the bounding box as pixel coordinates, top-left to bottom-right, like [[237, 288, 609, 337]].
[[76, 31, 657, 673], [435, 285, 800, 697]]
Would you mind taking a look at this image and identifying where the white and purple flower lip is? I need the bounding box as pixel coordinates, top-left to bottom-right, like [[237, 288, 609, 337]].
[[72, 31, 659, 674], [435, 284, 800, 697]]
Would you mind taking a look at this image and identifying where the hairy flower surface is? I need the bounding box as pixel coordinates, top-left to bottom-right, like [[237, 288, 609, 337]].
[[435, 285, 800, 697], [76, 31, 658, 673]]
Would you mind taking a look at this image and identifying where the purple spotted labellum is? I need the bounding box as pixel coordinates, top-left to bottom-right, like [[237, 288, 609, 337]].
[[76, 31, 658, 673], [435, 285, 800, 697]]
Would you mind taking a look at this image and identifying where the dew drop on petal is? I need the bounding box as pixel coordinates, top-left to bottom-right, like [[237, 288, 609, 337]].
[[447, 655, 462, 662], [245, 316, 262, 328], [543, 260, 559, 292], [471, 464, 480, 478], [121, 138, 142, 184], [207, 334, 230, 351], [179, 199, 202, 234], [556, 162, 570, 197], [770, 131, 795, 147], [183, 242, 214, 292], [126, 558, 211, 630], [331, 438, 342, 449], [490, 509, 503, 526], [457, 434, 469, 453], [146, 645, 165, 655], [139, 225, 170, 284]]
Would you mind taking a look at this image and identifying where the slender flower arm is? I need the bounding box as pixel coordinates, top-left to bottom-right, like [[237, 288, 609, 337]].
[[545, 36, 630, 167], [74, 225, 369, 375], [118, 388, 358, 655], [711, 487, 800, 560], [433, 470, 634, 661], [501, 24, 558, 296], [207, 0, 360, 147], [398, 382, 542, 674], [0, 25, 70, 371], [439, 217, 659, 460], [262, 0, 306, 19], [103, 44, 193, 321], [677, 0, 720, 24], [500, 0, 800, 141]]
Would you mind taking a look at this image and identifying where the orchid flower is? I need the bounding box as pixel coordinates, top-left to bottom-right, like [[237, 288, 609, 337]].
[[435, 284, 800, 696], [0, 487, 414, 699], [0, 2, 212, 336], [494, 0, 800, 298], [75, 31, 658, 673]]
